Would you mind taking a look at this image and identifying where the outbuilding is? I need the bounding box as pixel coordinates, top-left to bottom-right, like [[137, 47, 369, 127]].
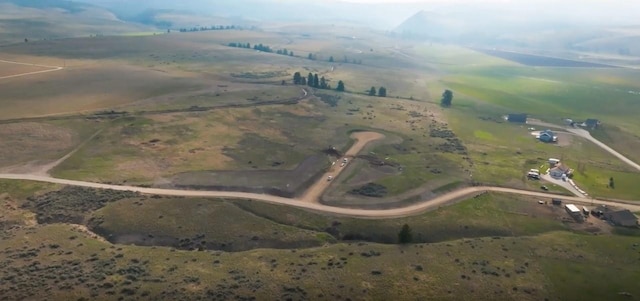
[[565, 204, 583, 221], [603, 210, 638, 227]]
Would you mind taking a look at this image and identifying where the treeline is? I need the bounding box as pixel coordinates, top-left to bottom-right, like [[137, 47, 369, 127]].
[[293, 72, 345, 92], [228, 43, 294, 57], [368, 86, 387, 97], [178, 25, 246, 33], [307, 53, 362, 65]]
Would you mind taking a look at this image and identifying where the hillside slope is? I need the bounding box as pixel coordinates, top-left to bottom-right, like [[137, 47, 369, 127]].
[[0, 1, 151, 45]]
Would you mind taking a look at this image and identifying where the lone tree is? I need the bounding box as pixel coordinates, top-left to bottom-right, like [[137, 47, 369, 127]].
[[441, 89, 453, 107], [336, 80, 345, 92], [329, 56, 334, 62], [398, 224, 413, 244], [368, 86, 377, 96], [609, 177, 615, 189], [378, 87, 387, 97]]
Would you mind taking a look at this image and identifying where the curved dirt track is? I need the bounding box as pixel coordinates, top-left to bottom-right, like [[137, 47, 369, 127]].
[[299, 131, 385, 203], [1, 173, 639, 218], [0, 59, 64, 80]]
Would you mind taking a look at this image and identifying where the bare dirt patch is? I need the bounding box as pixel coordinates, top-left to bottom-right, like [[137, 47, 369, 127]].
[[555, 132, 574, 147]]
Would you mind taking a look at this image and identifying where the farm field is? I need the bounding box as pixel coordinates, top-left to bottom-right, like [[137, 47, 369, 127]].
[[402, 44, 640, 199], [1, 180, 639, 300], [474, 48, 620, 68]]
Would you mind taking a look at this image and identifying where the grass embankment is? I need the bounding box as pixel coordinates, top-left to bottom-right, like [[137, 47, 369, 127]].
[[2, 180, 638, 300]]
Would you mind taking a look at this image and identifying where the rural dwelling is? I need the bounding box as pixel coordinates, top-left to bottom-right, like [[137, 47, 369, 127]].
[[549, 163, 572, 179], [507, 113, 527, 123], [603, 210, 638, 227], [538, 130, 557, 143]]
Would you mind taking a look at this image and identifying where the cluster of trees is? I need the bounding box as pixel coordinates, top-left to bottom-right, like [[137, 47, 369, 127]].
[[227, 43, 294, 56], [368, 86, 387, 97], [306, 54, 362, 65], [292, 72, 345, 92], [178, 25, 241, 33]]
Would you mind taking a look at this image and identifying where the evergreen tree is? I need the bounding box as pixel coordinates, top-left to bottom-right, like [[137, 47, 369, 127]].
[[320, 77, 327, 89], [301, 77, 307, 85], [313, 74, 320, 88], [378, 87, 387, 97], [398, 224, 413, 244], [441, 89, 453, 107], [369, 86, 377, 96], [283, 49, 288, 55], [308, 53, 314, 60], [336, 80, 345, 92], [308, 73, 314, 87], [329, 56, 334, 62], [609, 177, 615, 189], [293, 72, 302, 85], [289, 51, 294, 56]]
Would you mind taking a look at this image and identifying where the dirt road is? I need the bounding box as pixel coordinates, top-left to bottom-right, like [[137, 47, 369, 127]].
[[0, 59, 64, 80], [1, 173, 639, 218], [299, 132, 385, 203], [567, 127, 640, 172]]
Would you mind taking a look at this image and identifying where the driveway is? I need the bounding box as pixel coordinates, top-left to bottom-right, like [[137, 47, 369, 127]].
[[540, 173, 586, 198]]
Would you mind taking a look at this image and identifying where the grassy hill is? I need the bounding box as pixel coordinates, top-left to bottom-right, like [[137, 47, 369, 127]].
[[0, 1, 152, 45]]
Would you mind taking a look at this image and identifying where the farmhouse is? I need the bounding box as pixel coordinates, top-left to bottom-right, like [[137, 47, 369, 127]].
[[549, 163, 572, 179], [507, 113, 527, 123], [538, 130, 557, 143], [603, 210, 638, 227]]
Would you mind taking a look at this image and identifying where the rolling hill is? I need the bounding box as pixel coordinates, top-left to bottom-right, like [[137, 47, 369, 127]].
[[0, 0, 151, 45]]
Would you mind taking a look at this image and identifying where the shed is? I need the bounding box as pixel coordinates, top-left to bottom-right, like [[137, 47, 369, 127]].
[[583, 119, 601, 129], [603, 210, 638, 227], [507, 113, 527, 123]]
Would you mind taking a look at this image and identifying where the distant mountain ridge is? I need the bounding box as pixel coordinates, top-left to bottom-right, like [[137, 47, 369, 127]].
[[393, 10, 466, 40]]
